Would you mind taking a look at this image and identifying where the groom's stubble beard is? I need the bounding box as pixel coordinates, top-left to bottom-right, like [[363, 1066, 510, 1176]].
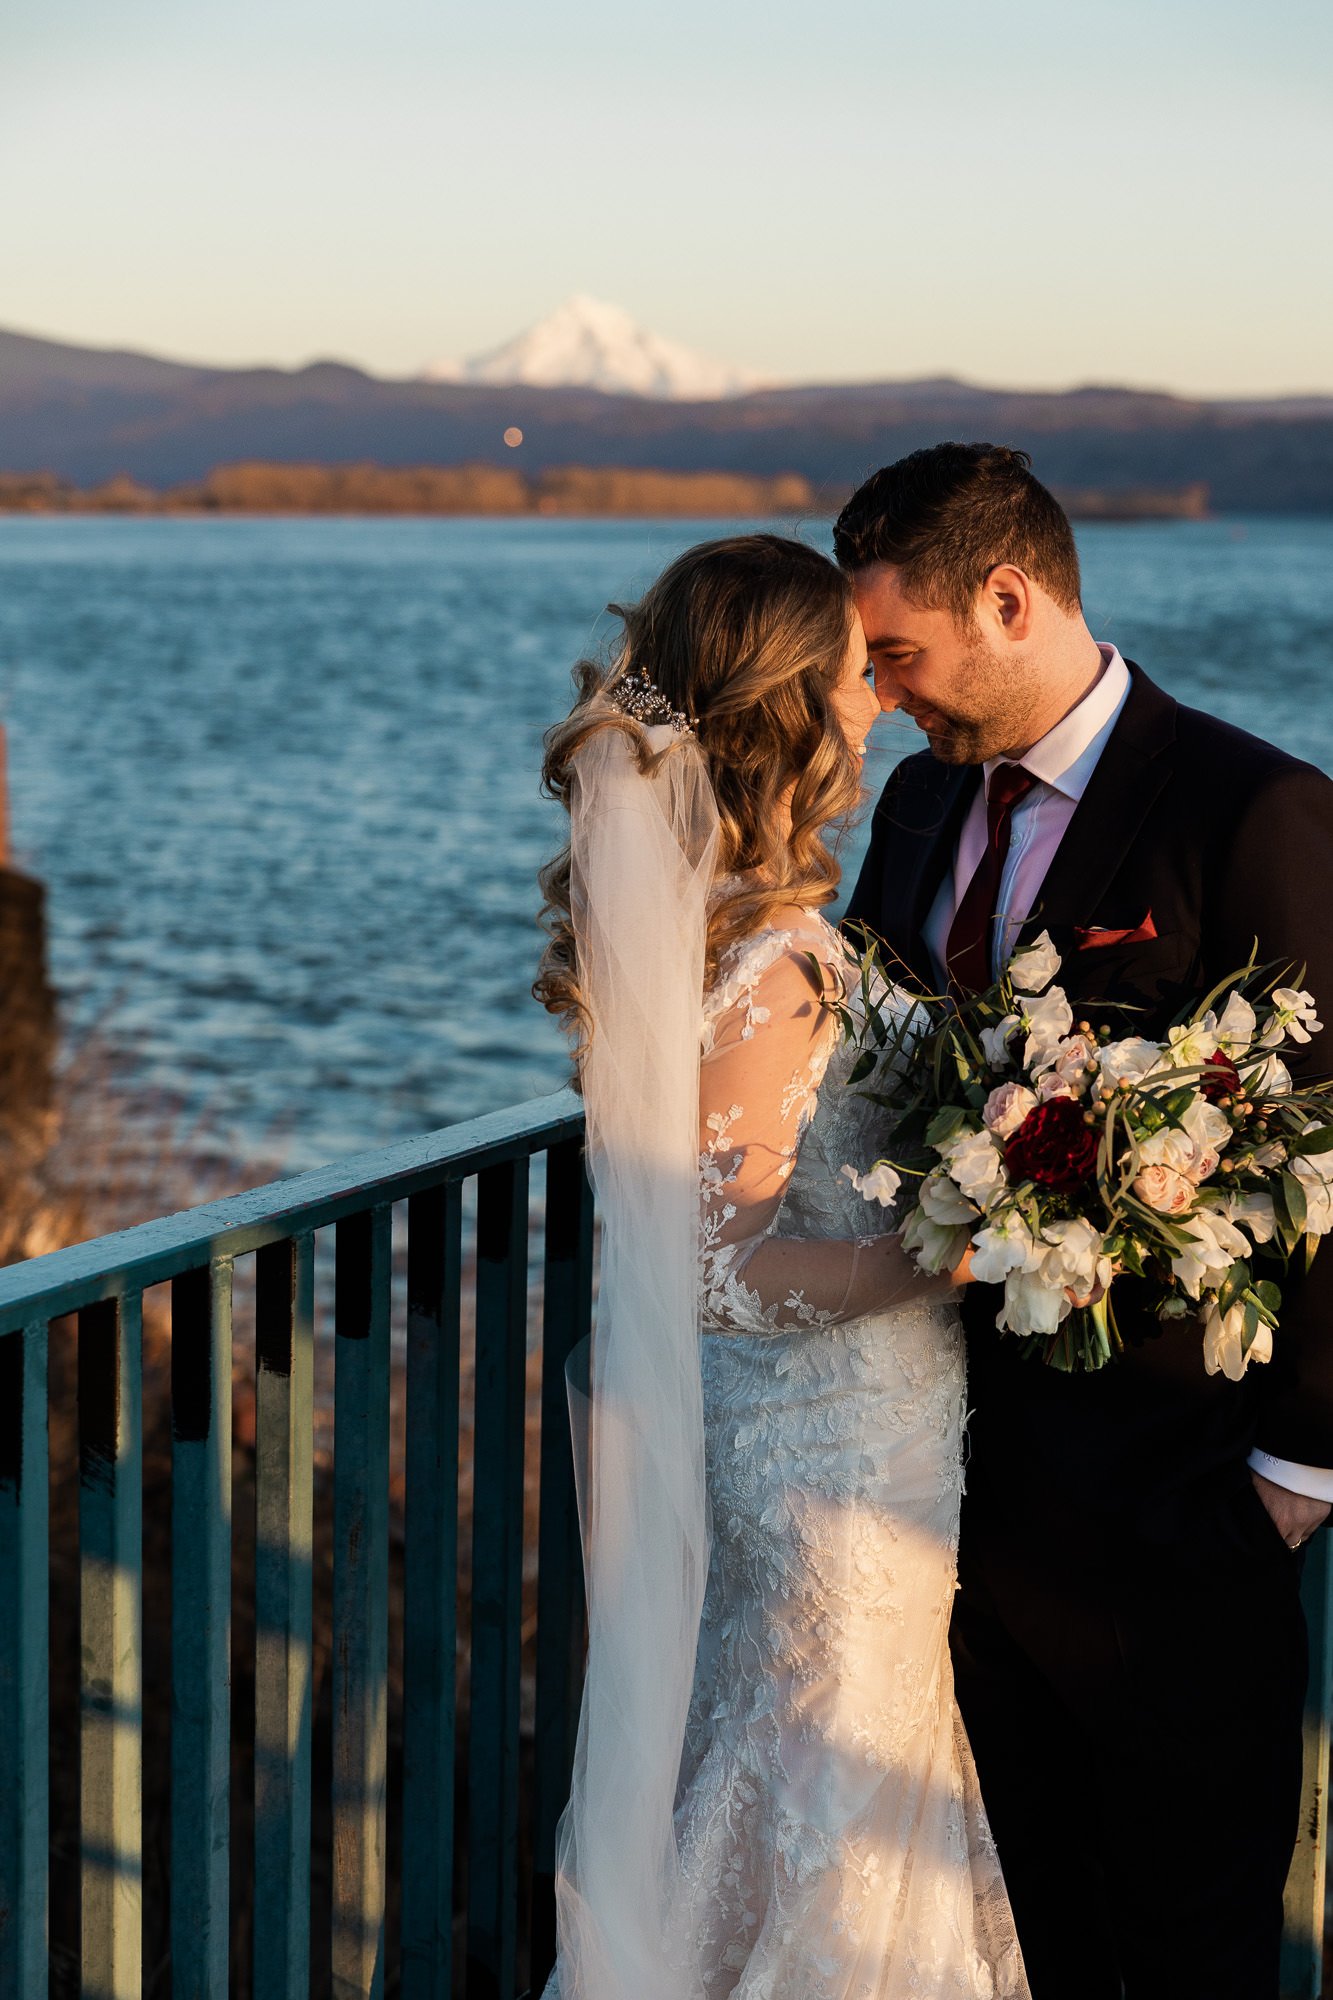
[[908, 631, 1044, 767]]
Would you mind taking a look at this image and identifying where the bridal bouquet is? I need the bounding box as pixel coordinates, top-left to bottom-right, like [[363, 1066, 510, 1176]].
[[835, 932, 1333, 1374]]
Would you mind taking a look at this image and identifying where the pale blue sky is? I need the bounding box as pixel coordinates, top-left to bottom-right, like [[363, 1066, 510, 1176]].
[[4, 0, 1331, 393]]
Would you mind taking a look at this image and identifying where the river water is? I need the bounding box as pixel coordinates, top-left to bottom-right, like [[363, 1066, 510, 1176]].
[[0, 514, 1329, 1177]]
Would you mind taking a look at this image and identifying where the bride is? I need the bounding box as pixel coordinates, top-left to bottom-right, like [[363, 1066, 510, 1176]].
[[535, 534, 1028, 1999]]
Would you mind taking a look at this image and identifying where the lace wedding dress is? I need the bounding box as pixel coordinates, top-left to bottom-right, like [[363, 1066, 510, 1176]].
[[544, 900, 1020, 1992], [672, 907, 1028, 2000]]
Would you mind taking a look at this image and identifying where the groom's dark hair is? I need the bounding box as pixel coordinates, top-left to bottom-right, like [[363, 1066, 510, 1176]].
[[832, 442, 1082, 622]]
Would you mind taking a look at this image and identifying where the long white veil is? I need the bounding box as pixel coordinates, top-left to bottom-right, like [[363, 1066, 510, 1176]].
[[551, 712, 720, 1999]]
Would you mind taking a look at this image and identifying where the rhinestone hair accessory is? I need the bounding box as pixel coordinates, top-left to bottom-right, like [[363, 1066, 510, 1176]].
[[607, 666, 694, 735]]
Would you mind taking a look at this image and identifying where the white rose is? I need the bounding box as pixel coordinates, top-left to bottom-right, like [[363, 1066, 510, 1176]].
[[1179, 1096, 1232, 1183], [969, 1211, 1044, 1286], [1202, 1297, 1273, 1381], [982, 1082, 1038, 1141], [1228, 1191, 1277, 1244], [1133, 1164, 1196, 1216], [1213, 990, 1257, 1056], [1249, 1140, 1288, 1170], [1021, 988, 1074, 1070], [840, 1161, 902, 1208], [1008, 930, 1061, 995], [979, 1014, 1022, 1067], [1097, 1037, 1160, 1088], [918, 1168, 979, 1227], [1036, 1070, 1076, 1103], [1138, 1096, 1230, 1184], [1170, 1208, 1253, 1300], [1047, 1034, 1096, 1087], [940, 1128, 1008, 1211], [1272, 987, 1323, 1046], [900, 1203, 972, 1276]]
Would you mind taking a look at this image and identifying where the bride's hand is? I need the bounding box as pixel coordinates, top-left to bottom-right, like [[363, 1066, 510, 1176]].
[[1066, 1271, 1112, 1310], [950, 1246, 1112, 1306]]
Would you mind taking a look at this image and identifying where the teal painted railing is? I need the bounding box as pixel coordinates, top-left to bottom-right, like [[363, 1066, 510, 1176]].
[[1, 1084, 1331, 1996], [0, 1089, 592, 2000]]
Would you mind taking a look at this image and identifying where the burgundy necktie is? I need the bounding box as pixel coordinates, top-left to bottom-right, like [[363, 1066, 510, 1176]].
[[945, 762, 1037, 994]]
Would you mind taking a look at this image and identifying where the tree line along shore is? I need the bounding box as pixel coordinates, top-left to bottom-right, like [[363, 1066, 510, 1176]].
[[0, 460, 1212, 520]]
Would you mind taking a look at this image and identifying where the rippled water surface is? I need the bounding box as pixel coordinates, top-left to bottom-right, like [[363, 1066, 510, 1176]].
[[1, 514, 1330, 1173]]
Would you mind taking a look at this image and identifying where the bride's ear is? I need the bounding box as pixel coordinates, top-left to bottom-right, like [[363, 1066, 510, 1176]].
[[977, 564, 1036, 645]]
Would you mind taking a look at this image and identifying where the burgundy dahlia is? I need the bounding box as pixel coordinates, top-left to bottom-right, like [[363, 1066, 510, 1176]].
[[1005, 1096, 1100, 1193]]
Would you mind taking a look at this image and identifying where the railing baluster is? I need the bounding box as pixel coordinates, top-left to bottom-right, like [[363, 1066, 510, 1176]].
[[332, 1205, 393, 1999], [467, 1158, 530, 2000], [253, 1234, 315, 2000], [79, 1292, 144, 1999], [530, 1144, 594, 1990], [1283, 1535, 1333, 1998], [171, 1258, 234, 1998], [401, 1182, 463, 2000], [0, 1318, 49, 1995]]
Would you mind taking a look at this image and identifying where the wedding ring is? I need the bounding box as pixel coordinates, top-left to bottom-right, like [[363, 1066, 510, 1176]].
[[1290, 1536, 1306, 1549]]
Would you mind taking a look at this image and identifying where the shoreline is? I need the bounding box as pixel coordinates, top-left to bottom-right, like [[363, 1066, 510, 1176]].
[[0, 461, 1214, 522]]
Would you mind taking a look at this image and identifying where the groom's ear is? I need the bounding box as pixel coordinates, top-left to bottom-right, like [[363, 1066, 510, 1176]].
[[976, 563, 1036, 645]]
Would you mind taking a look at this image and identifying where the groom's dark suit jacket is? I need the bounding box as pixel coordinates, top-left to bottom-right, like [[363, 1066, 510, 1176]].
[[845, 663, 1333, 1563]]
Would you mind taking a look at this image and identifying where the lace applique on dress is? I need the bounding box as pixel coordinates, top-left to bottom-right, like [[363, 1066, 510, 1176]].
[[682, 910, 1026, 1997], [545, 908, 1028, 2000]]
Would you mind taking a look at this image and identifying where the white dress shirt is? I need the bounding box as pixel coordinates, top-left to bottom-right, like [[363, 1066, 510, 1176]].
[[920, 642, 1331, 1503], [922, 644, 1131, 986]]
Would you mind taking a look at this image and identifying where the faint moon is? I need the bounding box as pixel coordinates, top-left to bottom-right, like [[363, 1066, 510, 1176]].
[[503, 426, 523, 448]]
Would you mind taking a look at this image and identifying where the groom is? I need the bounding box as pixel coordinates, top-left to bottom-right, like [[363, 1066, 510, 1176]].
[[838, 443, 1333, 2000]]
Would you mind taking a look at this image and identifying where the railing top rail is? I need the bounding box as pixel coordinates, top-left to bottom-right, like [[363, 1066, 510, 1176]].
[[0, 1088, 584, 1333]]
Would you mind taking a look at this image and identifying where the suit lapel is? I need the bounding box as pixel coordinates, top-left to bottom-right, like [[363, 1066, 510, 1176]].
[[880, 757, 979, 988], [1026, 663, 1178, 935]]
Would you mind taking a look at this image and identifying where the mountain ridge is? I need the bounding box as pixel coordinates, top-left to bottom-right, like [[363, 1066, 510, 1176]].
[[3, 323, 1332, 508]]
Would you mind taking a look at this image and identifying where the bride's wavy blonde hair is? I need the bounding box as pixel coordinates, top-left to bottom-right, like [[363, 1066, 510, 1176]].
[[535, 533, 862, 1054]]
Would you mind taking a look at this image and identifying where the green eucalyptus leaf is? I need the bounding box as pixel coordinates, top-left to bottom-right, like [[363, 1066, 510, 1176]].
[[1289, 1126, 1333, 1157], [1282, 1171, 1309, 1237]]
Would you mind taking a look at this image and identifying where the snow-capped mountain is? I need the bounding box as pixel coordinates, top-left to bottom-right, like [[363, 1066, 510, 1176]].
[[420, 295, 765, 401]]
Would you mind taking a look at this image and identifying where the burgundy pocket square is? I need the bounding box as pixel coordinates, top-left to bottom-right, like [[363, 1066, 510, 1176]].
[[1075, 913, 1158, 950]]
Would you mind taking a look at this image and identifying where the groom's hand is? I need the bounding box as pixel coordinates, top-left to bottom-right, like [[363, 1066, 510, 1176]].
[[1251, 1470, 1331, 1550]]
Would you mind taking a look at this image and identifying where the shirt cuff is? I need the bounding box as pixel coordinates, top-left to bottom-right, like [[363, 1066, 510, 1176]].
[[1248, 1448, 1333, 1504]]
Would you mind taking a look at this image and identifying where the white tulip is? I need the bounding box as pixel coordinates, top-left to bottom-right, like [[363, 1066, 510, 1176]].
[[1170, 1208, 1253, 1300], [969, 1211, 1045, 1285], [919, 1168, 979, 1227], [900, 1204, 972, 1275], [1202, 1298, 1273, 1380], [1097, 1037, 1160, 1088], [1021, 989, 1074, 1070], [1008, 930, 1061, 995], [1213, 990, 1257, 1055], [979, 1014, 1022, 1067]]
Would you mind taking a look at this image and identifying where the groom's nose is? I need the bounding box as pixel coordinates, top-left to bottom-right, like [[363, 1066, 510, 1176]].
[[872, 661, 905, 711]]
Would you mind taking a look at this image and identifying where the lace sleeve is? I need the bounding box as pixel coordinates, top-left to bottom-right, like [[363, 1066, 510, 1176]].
[[699, 930, 955, 1335]]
